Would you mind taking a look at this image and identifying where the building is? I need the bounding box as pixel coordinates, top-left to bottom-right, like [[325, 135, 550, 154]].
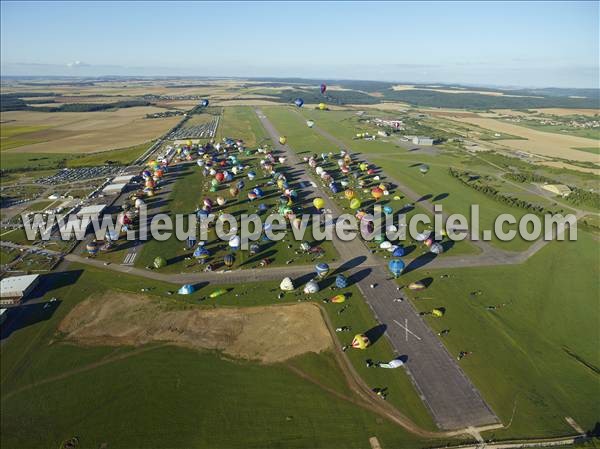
[[76, 204, 107, 218], [101, 183, 127, 196], [412, 136, 435, 146], [0, 274, 40, 306], [542, 184, 572, 197], [112, 175, 135, 184], [373, 118, 404, 129]]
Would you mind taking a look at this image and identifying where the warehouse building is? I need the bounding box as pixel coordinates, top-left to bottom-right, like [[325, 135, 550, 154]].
[[412, 136, 435, 146], [101, 183, 128, 196], [0, 274, 40, 306], [542, 184, 572, 197]]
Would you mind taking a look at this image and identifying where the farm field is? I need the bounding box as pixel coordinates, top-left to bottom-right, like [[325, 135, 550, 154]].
[[0, 264, 443, 449], [399, 230, 600, 440], [1, 107, 179, 154], [438, 115, 600, 163]]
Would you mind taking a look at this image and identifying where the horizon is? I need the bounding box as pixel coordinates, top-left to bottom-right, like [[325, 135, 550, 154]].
[[1, 1, 598, 89]]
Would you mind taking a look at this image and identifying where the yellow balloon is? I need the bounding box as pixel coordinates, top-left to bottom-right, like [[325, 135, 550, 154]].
[[344, 189, 355, 200], [350, 198, 361, 210], [318, 103, 327, 110], [279, 136, 287, 145], [351, 334, 370, 350], [313, 197, 325, 210]]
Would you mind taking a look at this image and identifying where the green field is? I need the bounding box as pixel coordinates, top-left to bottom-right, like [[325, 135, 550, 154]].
[[0, 124, 51, 151], [0, 264, 447, 449], [400, 230, 600, 439], [216, 106, 269, 147], [574, 147, 600, 155], [66, 140, 156, 167]]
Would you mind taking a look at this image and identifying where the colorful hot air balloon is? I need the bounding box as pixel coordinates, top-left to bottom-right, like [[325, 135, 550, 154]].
[[293, 98, 304, 107], [315, 263, 330, 278], [86, 240, 99, 256], [215, 172, 225, 183], [194, 246, 210, 260], [178, 284, 195, 295], [330, 294, 346, 303], [349, 198, 361, 210], [153, 256, 167, 269], [279, 136, 287, 145], [201, 99, 209, 107], [371, 187, 384, 200], [351, 334, 370, 350], [223, 254, 235, 268], [313, 197, 325, 210], [388, 258, 405, 278], [335, 274, 348, 289], [209, 289, 227, 298], [320, 83, 327, 95], [344, 189, 355, 200]]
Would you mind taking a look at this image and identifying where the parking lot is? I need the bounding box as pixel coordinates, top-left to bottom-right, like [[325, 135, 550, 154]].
[[34, 166, 128, 186], [168, 116, 219, 140]]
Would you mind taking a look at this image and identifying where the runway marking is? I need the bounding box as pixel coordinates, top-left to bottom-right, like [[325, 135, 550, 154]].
[[122, 252, 137, 265], [393, 319, 422, 341]]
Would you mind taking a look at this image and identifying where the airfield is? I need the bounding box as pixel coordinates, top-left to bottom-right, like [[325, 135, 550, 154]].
[[1, 79, 599, 449]]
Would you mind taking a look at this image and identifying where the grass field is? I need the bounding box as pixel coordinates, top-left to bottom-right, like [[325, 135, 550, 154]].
[[574, 147, 600, 155], [261, 106, 539, 252], [216, 105, 269, 147], [0, 264, 445, 449], [0, 124, 51, 150], [399, 230, 600, 439]]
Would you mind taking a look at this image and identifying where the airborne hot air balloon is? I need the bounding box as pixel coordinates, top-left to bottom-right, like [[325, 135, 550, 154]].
[[388, 258, 405, 278], [320, 83, 327, 95], [293, 98, 304, 107], [201, 99, 209, 107], [279, 136, 287, 145], [153, 256, 167, 269], [318, 103, 327, 111], [351, 334, 370, 350]]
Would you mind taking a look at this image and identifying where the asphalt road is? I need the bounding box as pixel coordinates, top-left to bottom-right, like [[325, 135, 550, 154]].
[[255, 109, 500, 430]]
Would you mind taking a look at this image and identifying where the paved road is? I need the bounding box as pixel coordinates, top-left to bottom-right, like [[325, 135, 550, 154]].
[[256, 109, 500, 430]]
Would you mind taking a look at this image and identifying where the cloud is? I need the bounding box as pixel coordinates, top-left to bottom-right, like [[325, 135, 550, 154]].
[[66, 60, 90, 68]]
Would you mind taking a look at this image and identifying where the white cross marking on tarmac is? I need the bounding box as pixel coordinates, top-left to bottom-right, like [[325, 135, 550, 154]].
[[393, 319, 422, 341]]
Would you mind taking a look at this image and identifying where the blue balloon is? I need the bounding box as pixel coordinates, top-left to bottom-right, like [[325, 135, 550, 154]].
[[194, 247, 210, 259], [252, 187, 264, 198], [178, 284, 195, 295], [196, 209, 209, 220], [388, 258, 405, 277], [392, 247, 405, 257], [383, 206, 393, 215], [315, 263, 330, 277], [237, 180, 245, 190], [201, 99, 209, 107], [335, 274, 348, 289], [294, 98, 304, 107]]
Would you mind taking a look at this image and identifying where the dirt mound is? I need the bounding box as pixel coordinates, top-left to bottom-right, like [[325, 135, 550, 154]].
[[58, 291, 332, 363]]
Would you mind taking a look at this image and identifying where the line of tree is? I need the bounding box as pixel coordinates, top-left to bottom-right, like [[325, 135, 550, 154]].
[[449, 168, 559, 215], [503, 172, 554, 184]]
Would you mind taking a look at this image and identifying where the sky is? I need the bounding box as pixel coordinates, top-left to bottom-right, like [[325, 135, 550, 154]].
[[1, 1, 598, 88]]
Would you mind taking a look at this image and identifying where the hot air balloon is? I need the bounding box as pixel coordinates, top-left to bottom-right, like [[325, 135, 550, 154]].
[[279, 136, 287, 145], [209, 289, 227, 298], [408, 281, 426, 291], [178, 284, 195, 295], [335, 274, 348, 289], [320, 83, 327, 94], [330, 294, 346, 303], [313, 197, 325, 210], [379, 358, 404, 369], [315, 263, 330, 278], [349, 198, 361, 210], [432, 308, 444, 317], [223, 254, 235, 268], [303, 280, 320, 294], [392, 247, 405, 257], [194, 246, 210, 261], [306, 120, 315, 128], [86, 240, 99, 256], [229, 235, 241, 250], [430, 242, 444, 254], [293, 98, 304, 107], [415, 231, 431, 242], [216, 196, 226, 206], [383, 205, 393, 215], [318, 102, 327, 111], [371, 187, 384, 200], [215, 172, 225, 183], [344, 189, 355, 200], [153, 256, 167, 269], [388, 258, 405, 278], [229, 187, 239, 197], [201, 99, 209, 107], [247, 171, 256, 181], [280, 277, 295, 291], [351, 334, 370, 350], [419, 164, 430, 174]]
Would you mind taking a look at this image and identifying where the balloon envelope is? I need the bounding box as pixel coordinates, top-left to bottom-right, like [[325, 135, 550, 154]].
[[335, 274, 348, 289], [388, 258, 405, 277], [178, 284, 195, 295], [153, 256, 167, 269], [351, 334, 370, 350], [293, 98, 304, 107]]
